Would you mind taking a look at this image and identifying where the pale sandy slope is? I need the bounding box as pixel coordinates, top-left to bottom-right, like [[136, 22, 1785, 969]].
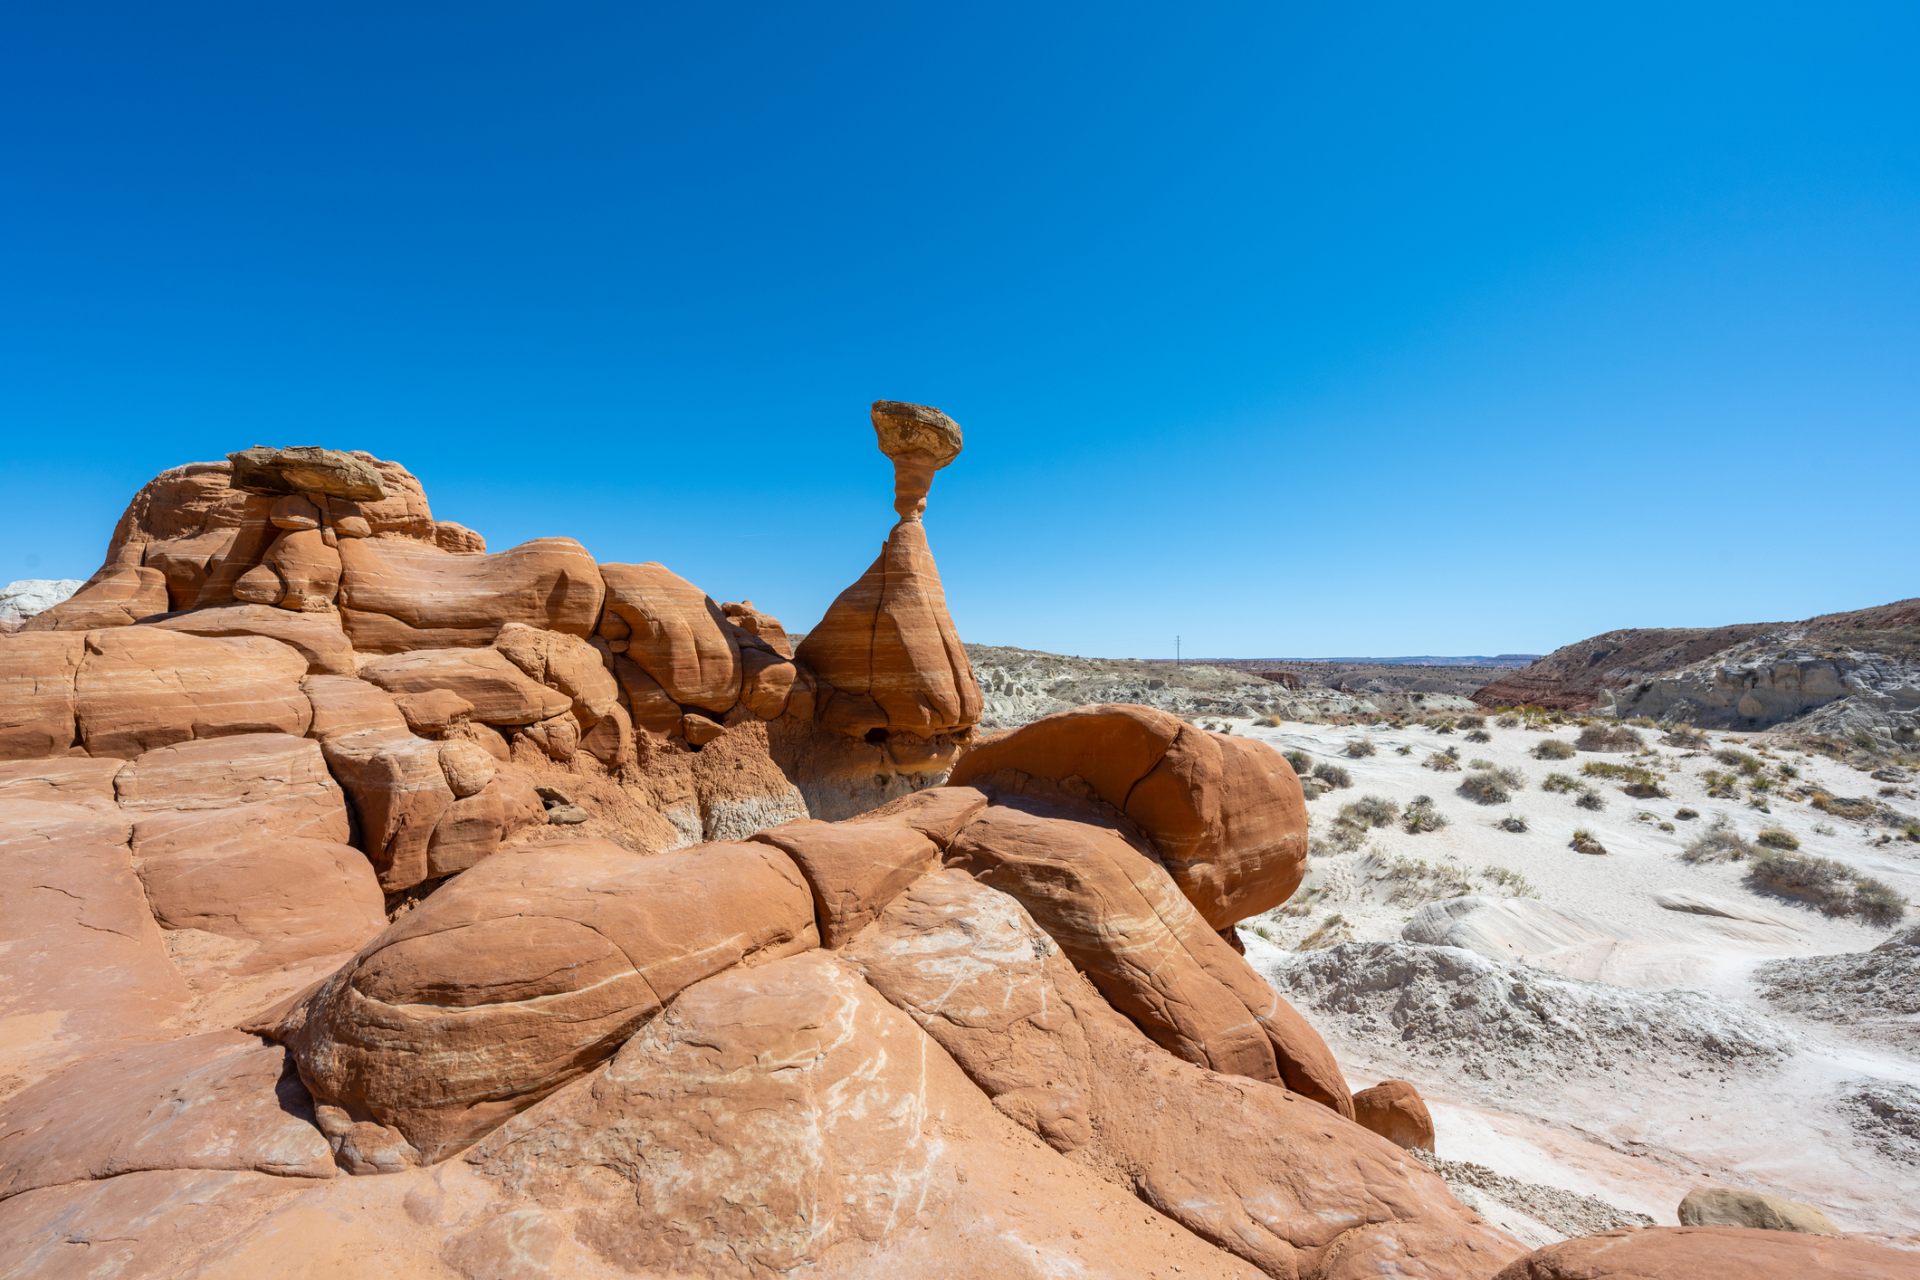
[[1232, 716, 1920, 1240]]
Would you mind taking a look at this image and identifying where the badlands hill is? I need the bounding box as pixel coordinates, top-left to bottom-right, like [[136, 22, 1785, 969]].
[[0, 411, 1916, 1279], [1473, 600, 1920, 752]]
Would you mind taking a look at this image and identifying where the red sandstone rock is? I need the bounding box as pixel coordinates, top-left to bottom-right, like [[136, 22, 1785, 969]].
[[22, 564, 170, 631], [317, 727, 454, 891], [391, 687, 475, 735], [469, 949, 1267, 1280], [950, 703, 1309, 929], [280, 838, 819, 1164], [424, 771, 546, 877], [1492, 1225, 1920, 1279], [752, 816, 940, 947], [872, 399, 964, 519], [951, 797, 1351, 1117], [147, 604, 356, 674], [336, 535, 604, 651], [1352, 1079, 1437, 1152], [738, 643, 798, 719], [721, 599, 795, 658], [73, 629, 312, 759], [0, 800, 188, 1094], [0, 632, 85, 759], [302, 674, 407, 740], [228, 446, 388, 502], [492, 622, 619, 725], [360, 647, 572, 726], [0, 1032, 336, 1201], [597, 562, 743, 713], [850, 870, 1521, 1279]]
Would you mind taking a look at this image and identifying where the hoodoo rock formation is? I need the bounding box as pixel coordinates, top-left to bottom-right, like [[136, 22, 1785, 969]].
[[1, 410, 1914, 1278]]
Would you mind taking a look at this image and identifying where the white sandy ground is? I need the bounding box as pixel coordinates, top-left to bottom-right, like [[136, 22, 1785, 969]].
[[1224, 716, 1920, 1238]]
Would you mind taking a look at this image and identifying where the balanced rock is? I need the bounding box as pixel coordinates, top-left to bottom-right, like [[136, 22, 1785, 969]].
[[872, 399, 963, 520], [228, 445, 388, 501]]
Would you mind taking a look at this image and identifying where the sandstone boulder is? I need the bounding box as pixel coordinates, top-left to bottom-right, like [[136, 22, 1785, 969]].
[[0, 1032, 335, 1202], [950, 796, 1351, 1117], [493, 622, 619, 724], [470, 949, 1269, 1280], [950, 703, 1308, 929], [597, 562, 742, 713], [0, 632, 84, 759], [1352, 1079, 1437, 1152], [280, 838, 818, 1164], [72, 629, 312, 758], [336, 535, 604, 651], [21, 564, 170, 630], [146, 604, 355, 674], [1493, 1225, 1918, 1279], [424, 772, 547, 877], [751, 816, 940, 947], [317, 727, 454, 891], [360, 647, 571, 726], [847, 870, 1519, 1279], [1677, 1185, 1837, 1234]]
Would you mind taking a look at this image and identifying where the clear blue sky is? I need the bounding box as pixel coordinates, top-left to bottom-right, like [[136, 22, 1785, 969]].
[[4, 5, 1915, 658]]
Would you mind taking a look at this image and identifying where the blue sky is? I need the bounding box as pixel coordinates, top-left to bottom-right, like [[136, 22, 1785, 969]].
[[3, 4, 1915, 657]]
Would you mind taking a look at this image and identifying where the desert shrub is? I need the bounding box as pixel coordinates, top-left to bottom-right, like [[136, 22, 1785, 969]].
[[1812, 792, 1881, 821], [1715, 746, 1764, 775], [1344, 737, 1376, 758], [1755, 826, 1800, 850], [1570, 829, 1608, 855], [1575, 724, 1644, 752], [1339, 795, 1400, 829], [1255, 713, 1285, 728], [1533, 739, 1576, 760], [1496, 814, 1529, 834], [1746, 852, 1907, 925], [1284, 749, 1313, 775], [1458, 770, 1514, 805], [1429, 717, 1456, 735], [1468, 757, 1496, 771], [1402, 795, 1448, 834], [1496, 714, 1521, 729], [1459, 715, 1486, 730], [1312, 761, 1353, 789], [1682, 819, 1757, 864], [1542, 772, 1581, 794], [1676, 807, 1700, 820], [1661, 726, 1711, 749], [1703, 770, 1739, 799], [1480, 865, 1535, 895], [1625, 716, 1658, 729], [1394, 744, 1413, 756], [1423, 750, 1461, 773], [1575, 788, 1606, 811], [1464, 728, 1492, 743]]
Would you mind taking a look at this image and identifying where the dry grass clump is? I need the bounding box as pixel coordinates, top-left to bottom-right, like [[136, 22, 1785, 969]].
[[1811, 791, 1881, 821], [1703, 770, 1739, 799], [1377, 855, 1473, 904], [1715, 746, 1764, 775], [1582, 760, 1667, 798], [1570, 829, 1608, 855], [1575, 788, 1607, 811], [1344, 737, 1376, 758], [1662, 726, 1711, 749], [1464, 728, 1492, 743], [1284, 749, 1313, 775], [1575, 724, 1644, 752], [1480, 864, 1535, 895], [1675, 807, 1700, 820], [1402, 795, 1448, 834], [1746, 852, 1906, 925], [1311, 823, 1368, 857], [1423, 749, 1461, 773], [1681, 819, 1757, 864], [1255, 713, 1285, 728], [1339, 795, 1400, 829], [1495, 713, 1521, 729], [1459, 767, 1526, 806], [1542, 772, 1581, 794], [1755, 826, 1800, 851], [1533, 739, 1576, 761]]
